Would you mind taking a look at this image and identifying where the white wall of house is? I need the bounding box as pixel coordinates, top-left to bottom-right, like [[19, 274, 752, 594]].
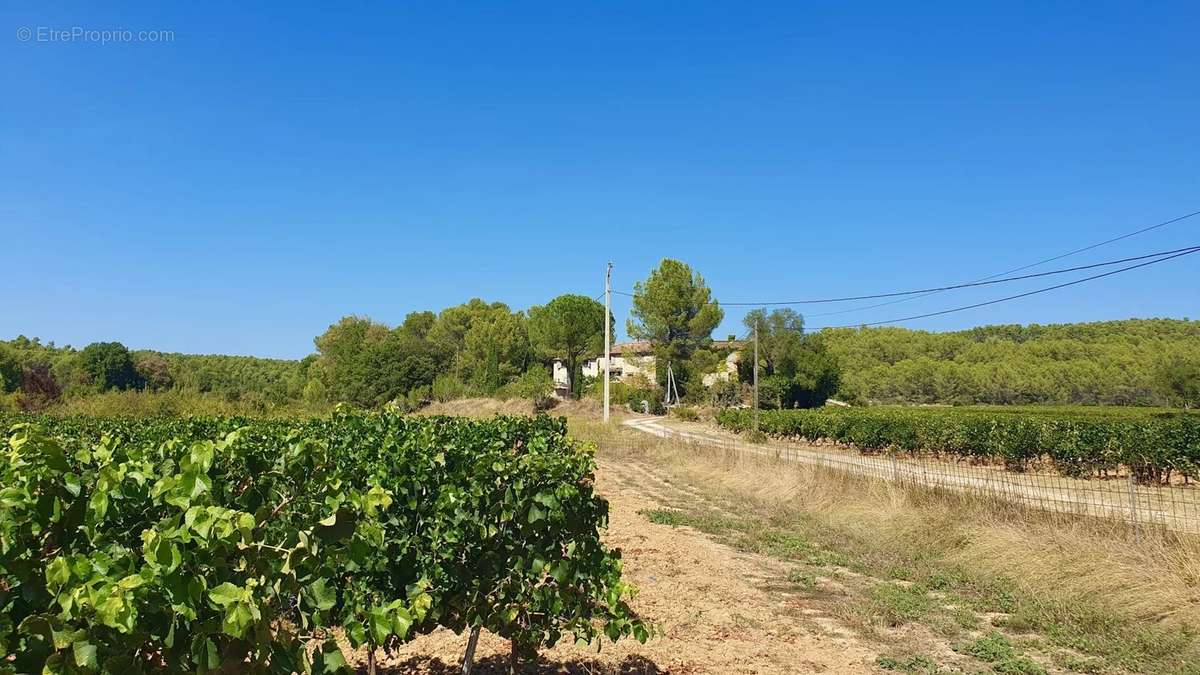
[[572, 341, 743, 388], [552, 360, 571, 390], [582, 354, 656, 382]]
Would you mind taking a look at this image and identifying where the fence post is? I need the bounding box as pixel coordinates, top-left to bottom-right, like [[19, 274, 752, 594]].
[[1126, 471, 1141, 541]]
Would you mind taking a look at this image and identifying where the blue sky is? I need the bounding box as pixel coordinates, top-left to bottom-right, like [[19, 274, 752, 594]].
[[2, 2, 1197, 358]]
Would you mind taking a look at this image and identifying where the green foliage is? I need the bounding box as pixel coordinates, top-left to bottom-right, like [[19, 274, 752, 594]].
[[528, 294, 607, 399], [0, 412, 649, 672], [44, 390, 327, 419], [431, 373, 473, 402], [458, 308, 531, 393], [78, 342, 143, 391], [311, 316, 395, 406], [627, 259, 723, 391], [864, 583, 937, 626], [877, 654, 943, 674], [670, 406, 699, 422], [820, 319, 1200, 406], [1155, 347, 1200, 408], [623, 385, 665, 415], [139, 352, 306, 403], [708, 379, 744, 408], [310, 315, 445, 407], [958, 632, 1048, 674], [716, 406, 1200, 484], [739, 310, 840, 409], [0, 345, 20, 394]]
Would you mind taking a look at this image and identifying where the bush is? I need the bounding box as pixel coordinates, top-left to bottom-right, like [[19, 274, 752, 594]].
[[501, 367, 553, 400], [715, 406, 1200, 485], [671, 406, 700, 422], [625, 386, 665, 415], [709, 379, 743, 408], [431, 373, 473, 402], [0, 412, 649, 671]]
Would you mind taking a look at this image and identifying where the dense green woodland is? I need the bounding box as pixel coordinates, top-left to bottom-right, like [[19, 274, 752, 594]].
[[3, 256, 1198, 414], [4, 316, 1199, 413], [0, 296, 593, 413], [820, 318, 1200, 407]]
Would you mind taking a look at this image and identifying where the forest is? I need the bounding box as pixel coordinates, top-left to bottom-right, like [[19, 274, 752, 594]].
[[2, 266, 1198, 414], [820, 318, 1200, 407]]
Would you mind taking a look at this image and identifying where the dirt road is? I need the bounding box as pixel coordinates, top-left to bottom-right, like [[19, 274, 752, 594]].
[[364, 455, 882, 674]]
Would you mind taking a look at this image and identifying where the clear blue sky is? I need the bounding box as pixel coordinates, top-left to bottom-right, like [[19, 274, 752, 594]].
[[2, 2, 1197, 359]]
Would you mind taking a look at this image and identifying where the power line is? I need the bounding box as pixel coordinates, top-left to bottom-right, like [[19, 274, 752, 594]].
[[805, 208, 1200, 317], [984, 209, 1200, 278], [717, 246, 1198, 306], [613, 245, 1198, 306], [612, 210, 1200, 307], [804, 246, 1199, 331]]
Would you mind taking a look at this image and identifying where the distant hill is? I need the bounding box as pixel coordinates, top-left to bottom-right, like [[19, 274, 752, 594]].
[[5, 317, 1198, 411], [817, 318, 1200, 407], [0, 336, 308, 406]]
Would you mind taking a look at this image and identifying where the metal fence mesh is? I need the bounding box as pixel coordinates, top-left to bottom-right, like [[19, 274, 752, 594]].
[[621, 418, 1200, 535]]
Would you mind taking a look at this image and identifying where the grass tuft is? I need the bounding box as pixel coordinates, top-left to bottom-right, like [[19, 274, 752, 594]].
[[572, 417, 1200, 673]]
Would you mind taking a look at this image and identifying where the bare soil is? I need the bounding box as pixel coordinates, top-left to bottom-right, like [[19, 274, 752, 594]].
[[354, 455, 882, 674]]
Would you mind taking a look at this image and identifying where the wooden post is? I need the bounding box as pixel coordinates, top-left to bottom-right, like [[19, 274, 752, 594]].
[[753, 317, 760, 433], [1127, 471, 1141, 541], [509, 639, 520, 674], [461, 627, 481, 675]]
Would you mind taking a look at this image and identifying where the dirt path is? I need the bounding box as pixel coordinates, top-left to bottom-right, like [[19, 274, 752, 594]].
[[365, 455, 881, 674], [622, 416, 1199, 534]]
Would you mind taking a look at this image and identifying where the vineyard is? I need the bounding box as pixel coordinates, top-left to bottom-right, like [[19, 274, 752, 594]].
[[0, 411, 648, 673], [715, 406, 1200, 485]]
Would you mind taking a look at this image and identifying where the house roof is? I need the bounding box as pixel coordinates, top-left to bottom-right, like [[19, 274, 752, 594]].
[[568, 339, 744, 361], [610, 341, 653, 355]]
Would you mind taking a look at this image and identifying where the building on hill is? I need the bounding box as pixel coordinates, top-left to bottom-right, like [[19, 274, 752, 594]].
[[581, 341, 656, 382], [551, 340, 743, 397]]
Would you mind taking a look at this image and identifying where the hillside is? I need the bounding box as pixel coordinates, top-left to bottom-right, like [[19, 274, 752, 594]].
[[4, 317, 1198, 412], [818, 318, 1200, 406]]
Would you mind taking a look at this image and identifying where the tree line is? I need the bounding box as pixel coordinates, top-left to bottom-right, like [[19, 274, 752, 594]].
[[4, 261, 1198, 412], [821, 318, 1200, 407]]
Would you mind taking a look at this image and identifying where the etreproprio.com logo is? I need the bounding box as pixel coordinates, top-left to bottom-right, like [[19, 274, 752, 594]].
[[16, 26, 175, 44]]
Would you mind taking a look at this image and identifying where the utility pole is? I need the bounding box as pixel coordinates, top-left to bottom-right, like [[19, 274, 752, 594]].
[[603, 262, 612, 423], [753, 315, 760, 433]]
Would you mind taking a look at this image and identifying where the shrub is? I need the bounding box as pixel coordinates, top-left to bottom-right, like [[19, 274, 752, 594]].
[[625, 386, 665, 415], [431, 373, 472, 402], [671, 406, 700, 422], [709, 379, 743, 408], [715, 406, 1200, 485], [0, 412, 649, 671]]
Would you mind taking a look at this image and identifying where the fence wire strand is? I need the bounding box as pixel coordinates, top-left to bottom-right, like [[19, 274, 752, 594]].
[[622, 419, 1200, 535]]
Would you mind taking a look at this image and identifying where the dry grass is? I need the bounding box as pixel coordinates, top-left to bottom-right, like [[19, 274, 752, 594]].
[[568, 418, 1200, 672], [419, 396, 619, 420]]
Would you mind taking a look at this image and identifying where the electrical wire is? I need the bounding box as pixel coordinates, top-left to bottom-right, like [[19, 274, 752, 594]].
[[601, 208, 1200, 338], [804, 246, 1200, 330], [613, 245, 1198, 306], [805, 209, 1200, 317], [716, 246, 1198, 306]]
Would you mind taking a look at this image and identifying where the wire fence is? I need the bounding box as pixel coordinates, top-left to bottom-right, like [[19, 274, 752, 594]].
[[622, 418, 1200, 536]]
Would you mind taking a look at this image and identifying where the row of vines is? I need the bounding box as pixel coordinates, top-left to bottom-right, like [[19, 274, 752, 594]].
[[715, 407, 1200, 485], [0, 410, 648, 674]]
